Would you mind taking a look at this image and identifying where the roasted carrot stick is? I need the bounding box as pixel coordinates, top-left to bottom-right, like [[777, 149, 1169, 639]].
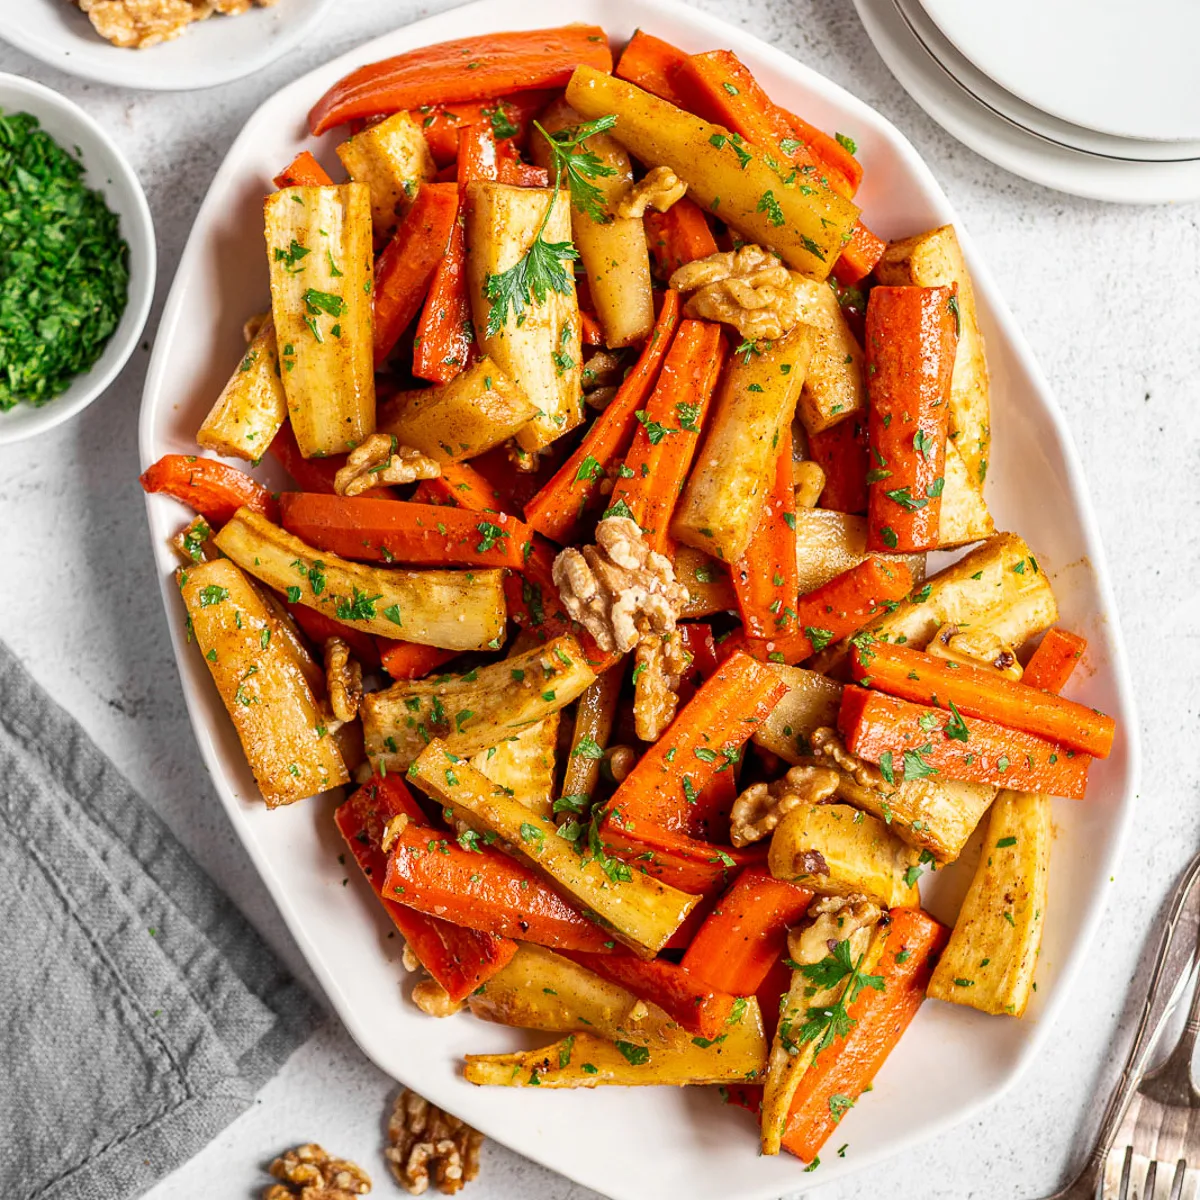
[[580, 310, 604, 346], [838, 685, 1092, 799], [285, 597, 381, 668], [309, 26, 613, 134], [278, 493, 534, 570], [373, 182, 459, 366], [524, 290, 682, 543], [764, 556, 915, 665], [139, 454, 279, 526], [605, 319, 726, 554], [865, 284, 959, 553], [604, 650, 789, 840], [413, 91, 553, 167], [780, 907, 947, 1163], [335, 775, 516, 1003], [784, 112, 863, 197], [273, 150, 334, 189], [412, 459, 508, 511], [382, 823, 615, 952], [378, 641, 457, 680], [833, 219, 887, 286], [614, 29, 688, 105], [851, 639, 1115, 759], [733, 427, 799, 644], [267, 422, 398, 499], [1023, 628, 1088, 694], [603, 824, 766, 895], [807, 416, 868, 514], [681, 867, 814, 995], [412, 212, 476, 384], [644, 198, 719, 277], [564, 952, 741, 1039]]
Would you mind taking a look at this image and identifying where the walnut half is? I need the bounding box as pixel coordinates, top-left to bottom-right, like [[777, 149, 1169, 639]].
[[263, 1143, 370, 1200], [729, 764, 840, 848], [633, 628, 688, 742], [386, 1088, 482, 1196], [334, 433, 441, 497], [615, 166, 687, 219]]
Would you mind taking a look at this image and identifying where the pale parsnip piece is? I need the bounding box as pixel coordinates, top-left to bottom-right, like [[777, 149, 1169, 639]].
[[178, 558, 347, 807], [797, 281, 866, 436], [465, 182, 583, 453], [752, 664, 843, 760], [362, 636, 595, 772], [674, 545, 736, 617], [335, 111, 436, 240], [768, 803, 920, 908], [939, 439, 995, 548], [875, 224, 991, 484], [565, 66, 858, 279], [464, 999, 766, 1086], [196, 316, 287, 461], [376, 357, 536, 462], [672, 327, 812, 563], [412, 742, 699, 957], [561, 666, 623, 804], [793, 508, 926, 596], [213, 507, 505, 649], [928, 791, 1050, 1015], [469, 715, 559, 819], [530, 98, 654, 348], [264, 184, 375, 458]]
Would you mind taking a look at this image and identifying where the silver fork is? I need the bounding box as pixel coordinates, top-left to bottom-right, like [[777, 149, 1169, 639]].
[[1038, 850, 1200, 1200]]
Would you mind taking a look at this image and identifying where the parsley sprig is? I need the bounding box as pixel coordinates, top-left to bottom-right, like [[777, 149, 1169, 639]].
[[782, 939, 884, 1056], [535, 115, 619, 223]]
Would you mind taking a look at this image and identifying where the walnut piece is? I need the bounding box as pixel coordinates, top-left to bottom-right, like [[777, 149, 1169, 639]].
[[411, 978, 464, 1017], [552, 517, 688, 654], [75, 0, 275, 49], [386, 1088, 483, 1196], [668, 244, 832, 343], [633, 629, 688, 741], [334, 434, 440, 497], [730, 764, 840, 848], [615, 166, 687, 219], [809, 727, 892, 795], [323, 637, 363, 725], [263, 1143, 371, 1200], [927, 622, 1023, 680], [788, 894, 882, 966]]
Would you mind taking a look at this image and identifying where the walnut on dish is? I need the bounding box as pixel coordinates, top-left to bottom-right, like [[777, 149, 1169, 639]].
[[668, 244, 832, 343], [926, 621, 1024, 680], [263, 1143, 370, 1200], [386, 1088, 483, 1196], [323, 637, 363, 726], [411, 979, 464, 1018], [729, 764, 840, 848], [552, 516, 688, 655], [614, 166, 688, 220], [809, 726, 893, 795], [633, 628, 688, 742], [74, 0, 277, 50], [333, 433, 441, 497], [788, 894, 882, 966]]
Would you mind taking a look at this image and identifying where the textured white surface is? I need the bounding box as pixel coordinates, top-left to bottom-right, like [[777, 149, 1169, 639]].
[[0, 1, 1196, 1197]]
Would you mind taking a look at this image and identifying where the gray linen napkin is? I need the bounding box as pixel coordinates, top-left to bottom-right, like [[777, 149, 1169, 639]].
[[0, 641, 324, 1200]]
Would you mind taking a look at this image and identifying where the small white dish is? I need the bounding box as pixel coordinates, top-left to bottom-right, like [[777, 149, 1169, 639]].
[[0, 0, 336, 92], [0, 73, 154, 446], [140, 1, 1140, 1195], [918, 0, 1200, 143], [855, 0, 1200, 204]]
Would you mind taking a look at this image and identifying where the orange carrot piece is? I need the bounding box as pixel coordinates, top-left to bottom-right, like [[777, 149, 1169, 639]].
[[614, 29, 688, 105], [267, 423, 397, 499], [865, 284, 958, 552], [1023, 628, 1088, 694], [765, 557, 915, 665], [524, 290, 682, 543], [605, 650, 789, 838], [838, 686, 1092, 798], [413, 210, 476, 384], [781, 907, 947, 1162], [286, 599, 380, 669], [373, 182, 459, 366], [808, 416, 868, 514], [382, 823, 615, 952], [580, 310, 604, 346], [644, 198, 719, 277], [733, 427, 799, 644], [784, 112, 864, 197], [278, 493, 534, 570], [413, 91, 553, 167], [606, 319, 726, 554], [412, 459, 508, 511], [681, 867, 814, 996], [378, 641, 457, 680], [310, 26, 613, 134], [603, 824, 765, 895], [273, 150, 334, 189], [851, 639, 1115, 759], [564, 952, 741, 1039], [833, 220, 887, 285], [336, 776, 516, 1003], [139, 454, 278, 526]]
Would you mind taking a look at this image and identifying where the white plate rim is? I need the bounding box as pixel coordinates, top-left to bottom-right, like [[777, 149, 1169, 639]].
[[138, 1, 1142, 1194]]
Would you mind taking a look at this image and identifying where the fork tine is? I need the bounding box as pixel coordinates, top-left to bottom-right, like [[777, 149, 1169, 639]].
[[1166, 1159, 1186, 1200], [1144, 1158, 1158, 1199], [1117, 1145, 1133, 1200]]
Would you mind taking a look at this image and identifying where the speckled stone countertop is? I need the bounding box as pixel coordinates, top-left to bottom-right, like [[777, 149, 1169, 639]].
[[1, 1, 1196, 1196]]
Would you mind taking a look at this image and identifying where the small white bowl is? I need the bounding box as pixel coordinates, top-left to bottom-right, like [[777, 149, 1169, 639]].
[[0, 74, 155, 446]]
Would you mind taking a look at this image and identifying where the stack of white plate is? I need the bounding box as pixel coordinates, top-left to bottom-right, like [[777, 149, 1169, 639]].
[[854, 0, 1200, 203]]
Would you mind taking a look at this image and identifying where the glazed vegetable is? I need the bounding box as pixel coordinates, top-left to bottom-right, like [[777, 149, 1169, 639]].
[[751, 664, 843, 762], [674, 545, 737, 618], [179, 558, 348, 806], [213, 507, 507, 649], [644, 196, 719, 276], [831, 219, 887, 286], [792, 508, 925, 597], [412, 210, 474, 384], [140, 454, 279, 526], [378, 640, 456, 681], [273, 151, 333, 189], [561, 666, 624, 804], [807, 416, 868, 514], [865, 284, 958, 553], [795, 282, 866, 436], [939, 439, 995, 547], [565, 66, 859, 278], [196, 317, 287, 461], [673, 327, 811, 564], [1023, 627, 1087, 693], [614, 29, 688, 106], [264, 184, 376, 458], [335, 111, 436, 240], [469, 715, 559, 818], [414, 92, 553, 167], [0, 111, 129, 409]]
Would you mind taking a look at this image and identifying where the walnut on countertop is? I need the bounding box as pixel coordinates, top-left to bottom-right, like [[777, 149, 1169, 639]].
[[633, 628, 688, 742], [615, 166, 687, 219], [333, 434, 440, 497], [74, 0, 277, 50], [552, 516, 688, 655], [729, 764, 840, 849], [386, 1088, 483, 1196], [669, 244, 832, 343], [263, 1143, 371, 1200]]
